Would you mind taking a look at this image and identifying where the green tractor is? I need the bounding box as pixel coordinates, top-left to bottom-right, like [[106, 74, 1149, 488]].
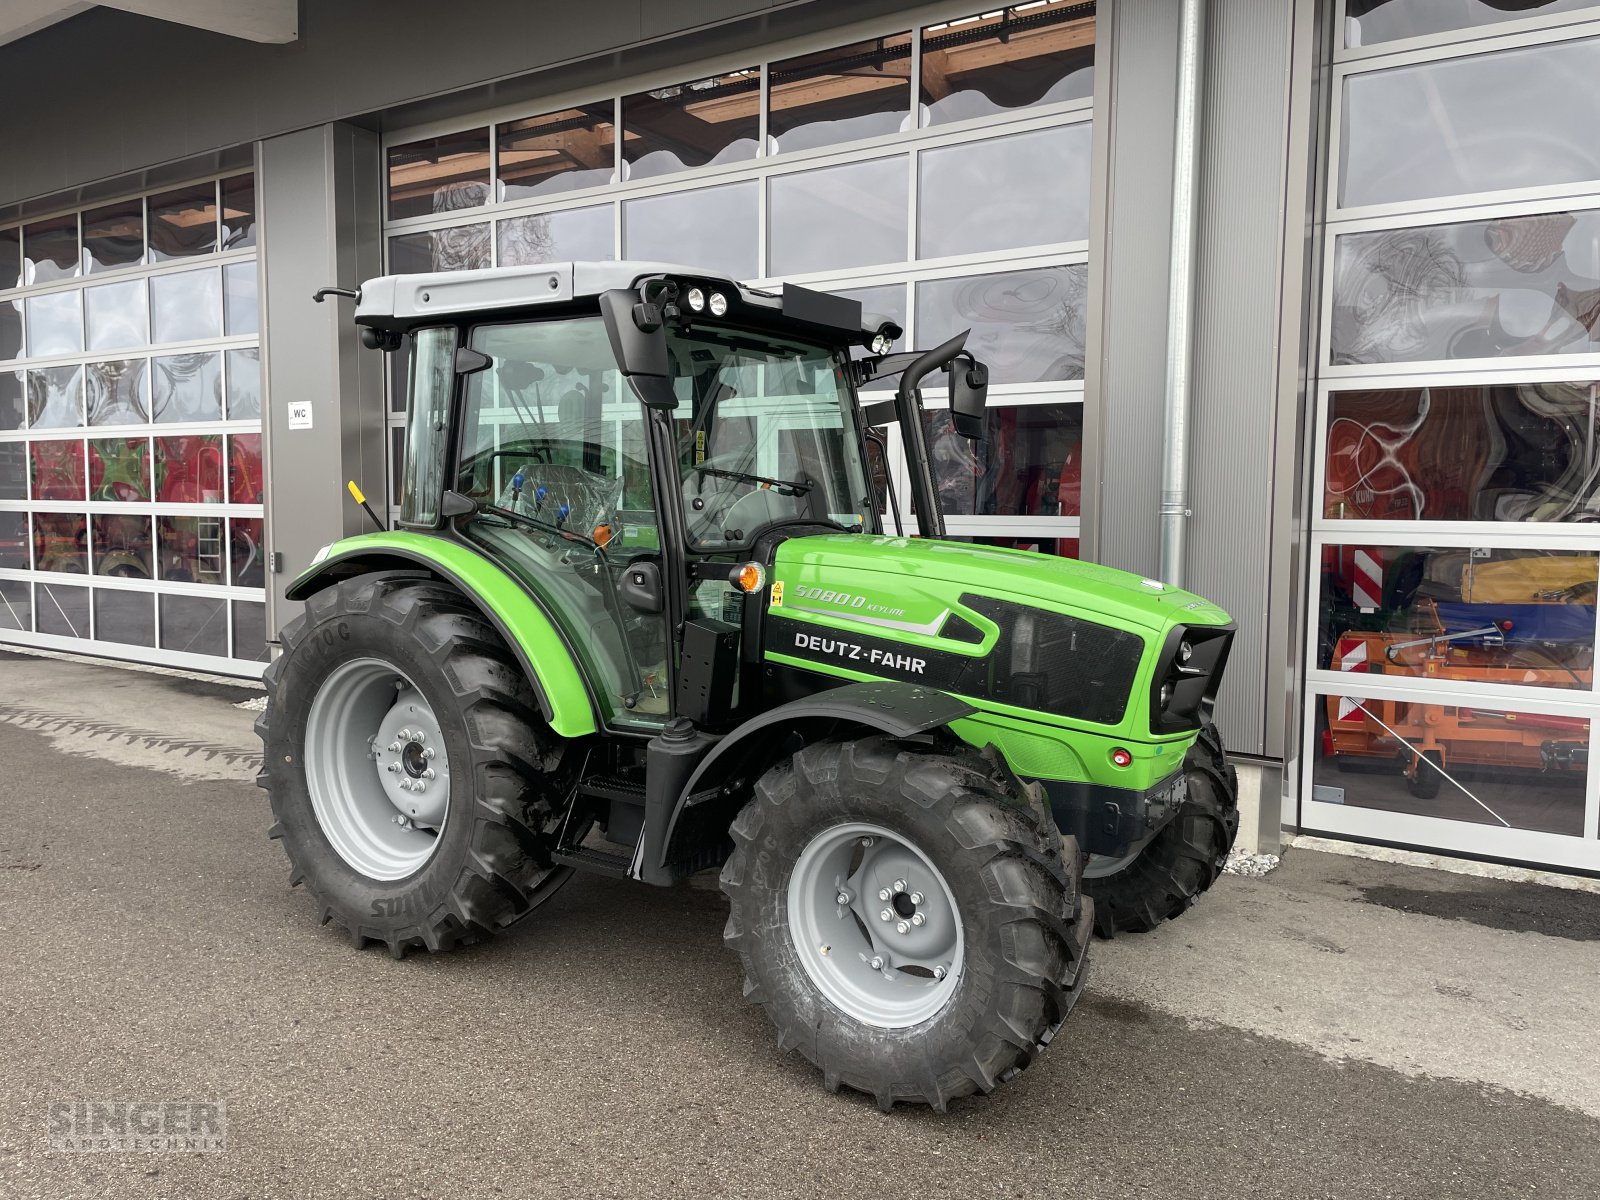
[[258, 262, 1238, 1111]]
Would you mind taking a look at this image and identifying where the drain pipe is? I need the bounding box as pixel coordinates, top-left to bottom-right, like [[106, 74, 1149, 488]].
[[1158, 0, 1207, 589]]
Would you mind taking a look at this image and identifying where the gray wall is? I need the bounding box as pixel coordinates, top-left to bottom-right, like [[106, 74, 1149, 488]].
[[258, 123, 387, 631], [1088, 0, 1310, 758]]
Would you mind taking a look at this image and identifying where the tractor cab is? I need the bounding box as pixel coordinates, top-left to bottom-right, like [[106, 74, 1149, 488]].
[[358, 261, 986, 732]]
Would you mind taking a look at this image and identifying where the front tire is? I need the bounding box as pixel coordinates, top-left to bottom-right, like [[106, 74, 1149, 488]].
[[1083, 720, 1239, 937], [720, 736, 1092, 1111], [257, 576, 577, 958]]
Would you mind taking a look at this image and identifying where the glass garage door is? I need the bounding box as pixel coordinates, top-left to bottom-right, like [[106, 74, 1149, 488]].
[[1304, 3, 1600, 871], [378, 0, 1097, 560], [0, 174, 268, 675]]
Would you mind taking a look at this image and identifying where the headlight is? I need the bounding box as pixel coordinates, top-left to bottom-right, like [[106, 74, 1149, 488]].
[[871, 332, 894, 355], [708, 292, 728, 317], [1159, 681, 1175, 708], [1178, 639, 1193, 664], [686, 287, 706, 312]]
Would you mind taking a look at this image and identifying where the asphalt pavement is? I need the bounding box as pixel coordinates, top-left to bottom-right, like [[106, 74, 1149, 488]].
[[1, 648, 1598, 1199]]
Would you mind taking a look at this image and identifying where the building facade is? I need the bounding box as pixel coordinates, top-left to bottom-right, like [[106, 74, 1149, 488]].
[[2, 0, 1597, 875]]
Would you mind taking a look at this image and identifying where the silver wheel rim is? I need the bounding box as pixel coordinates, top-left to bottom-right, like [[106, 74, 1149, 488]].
[[304, 658, 451, 881], [786, 821, 964, 1029]]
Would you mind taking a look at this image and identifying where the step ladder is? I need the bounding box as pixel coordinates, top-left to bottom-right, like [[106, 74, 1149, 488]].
[[197, 517, 226, 582]]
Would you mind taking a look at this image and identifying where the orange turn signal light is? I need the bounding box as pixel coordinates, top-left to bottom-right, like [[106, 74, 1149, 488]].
[[731, 562, 766, 593]]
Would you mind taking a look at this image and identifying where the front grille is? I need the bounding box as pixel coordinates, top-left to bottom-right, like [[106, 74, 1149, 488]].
[[959, 595, 1146, 726]]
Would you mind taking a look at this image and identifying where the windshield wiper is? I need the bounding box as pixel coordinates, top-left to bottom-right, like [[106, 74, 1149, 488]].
[[691, 464, 813, 496], [477, 504, 601, 551]]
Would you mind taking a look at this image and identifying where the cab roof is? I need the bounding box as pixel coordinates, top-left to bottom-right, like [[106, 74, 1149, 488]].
[[352, 260, 895, 347]]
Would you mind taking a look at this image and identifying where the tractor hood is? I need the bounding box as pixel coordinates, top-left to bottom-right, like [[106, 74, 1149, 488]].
[[763, 534, 1233, 744], [769, 535, 1231, 633]]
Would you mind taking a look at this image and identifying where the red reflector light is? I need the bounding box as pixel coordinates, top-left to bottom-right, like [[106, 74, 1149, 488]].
[[1110, 748, 1133, 768]]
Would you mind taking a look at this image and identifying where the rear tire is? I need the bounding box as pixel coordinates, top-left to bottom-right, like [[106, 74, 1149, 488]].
[[720, 735, 1092, 1112], [1407, 750, 1443, 799], [1083, 720, 1239, 937], [257, 576, 577, 958]]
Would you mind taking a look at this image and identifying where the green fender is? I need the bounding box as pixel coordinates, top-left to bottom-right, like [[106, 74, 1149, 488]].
[[285, 531, 598, 739]]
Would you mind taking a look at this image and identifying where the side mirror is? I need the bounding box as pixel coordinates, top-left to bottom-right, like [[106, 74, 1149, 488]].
[[948, 357, 989, 441], [619, 558, 665, 613], [599, 289, 671, 383]]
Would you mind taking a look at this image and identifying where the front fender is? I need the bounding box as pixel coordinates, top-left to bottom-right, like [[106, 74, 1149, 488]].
[[286, 531, 598, 738]]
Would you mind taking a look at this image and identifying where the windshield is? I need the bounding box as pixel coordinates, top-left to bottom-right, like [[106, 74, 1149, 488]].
[[668, 326, 873, 550]]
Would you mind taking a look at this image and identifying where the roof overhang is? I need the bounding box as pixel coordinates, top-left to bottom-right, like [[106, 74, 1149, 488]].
[[0, 0, 297, 48]]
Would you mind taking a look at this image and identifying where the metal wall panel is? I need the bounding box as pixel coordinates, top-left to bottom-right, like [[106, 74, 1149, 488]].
[[1090, 0, 1302, 755], [257, 125, 386, 638]]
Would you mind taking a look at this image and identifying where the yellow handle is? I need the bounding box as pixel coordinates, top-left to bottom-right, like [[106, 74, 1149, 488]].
[[347, 480, 367, 506]]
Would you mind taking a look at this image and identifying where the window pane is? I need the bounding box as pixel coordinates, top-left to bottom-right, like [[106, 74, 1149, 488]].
[[24, 215, 80, 283], [498, 206, 613, 266], [1331, 212, 1600, 365], [91, 589, 153, 646], [498, 104, 616, 199], [151, 267, 222, 343], [0, 298, 20, 361], [85, 279, 149, 351], [916, 266, 1087, 384], [0, 369, 22, 430], [160, 593, 227, 657], [224, 261, 257, 336], [768, 157, 907, 276], [0, 580, 29, 631], [919, 125, 1091, 258], [221, 174, 256, 250], [30, 439, 85, 500], [1313, 691, 1587, 837], [0, 226, 18, 290], [33, 514, 87, 575], [226, 348, 261, 421], [623, 182, 757, 280], [1346, 0, 1600, 47], [623, 68, 759, 180], [25, 291, 83, 357], [93, 516, 153, 580], [232, 600, 268, 660], [153, 353, 222, 424], [230, 517, 265, 586], [87, 359, 151, 427], [0, 511, 27, 568], [769, 35, 913, 153], [89, 437, 151, 502], [1323, 382, 1600, 522], [229, 433, 262, 503], [27, 366, 84, 428], [388, 225, 491, 274], [148, 183, 218, 260], [922, 2, 1096, 124], [157, 515, 227, 583], [0, 440, 23, 499], [1341, 38, 1600, 209], [36, 582, 89, 636], [925, 404, 1082, 516], [83, 199, 144, 273], [387, 128, 491, 221], [1318, 544, 1596, 694], [155, 435, 225, 503]]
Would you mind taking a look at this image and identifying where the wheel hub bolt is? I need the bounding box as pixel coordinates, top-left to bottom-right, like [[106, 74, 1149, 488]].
[[909, 891, 924, 905], [422, 768, 436, 781], [893, 879, 907, 893], [387, 741, 401, 753], [895, 920, 910, 934], [911, 913, 926, 927], [423, 747, 436, 761], [414, 730, 426, 744], [879, 908, 893, 922], [877, 887, 892, 902]]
